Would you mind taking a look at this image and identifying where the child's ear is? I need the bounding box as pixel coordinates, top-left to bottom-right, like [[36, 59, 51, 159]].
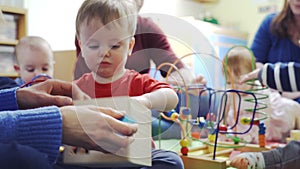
[[128, 37, 135, 56], [78, 40, 82, 49], [76, 35, 82, 49], [14, 64, 20, 74]]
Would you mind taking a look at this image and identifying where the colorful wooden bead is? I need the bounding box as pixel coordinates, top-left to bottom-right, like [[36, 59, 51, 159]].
[[180, 139, 189, 147], [240, 117, 251, 125], [208, 134, 216, 142], [218, 124, 227, 131], [181, 147, 189, 156], [170, 113, 179, 120], [181, 107, 191, 116]]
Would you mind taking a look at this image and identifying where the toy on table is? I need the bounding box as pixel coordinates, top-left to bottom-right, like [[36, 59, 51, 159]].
[[154, 51, 269, 169]]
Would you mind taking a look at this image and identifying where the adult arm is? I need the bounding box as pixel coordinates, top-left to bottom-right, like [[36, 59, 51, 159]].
[[0, 106, 62, 164], [0, 81, 137, 164], [16, 79, 90, 109], [240, 62, 300, 92], [0, 79, 89, 111], [0, 105, 138, 164], [0, 87, 19, 111], [0, 77, 18, 90]]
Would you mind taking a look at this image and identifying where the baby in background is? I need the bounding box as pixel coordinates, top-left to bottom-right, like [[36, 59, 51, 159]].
[[222, 46, 300, 144], [14, 36, 54, 86], [230, 62, 300, 169], [222, 46, 272, 144]]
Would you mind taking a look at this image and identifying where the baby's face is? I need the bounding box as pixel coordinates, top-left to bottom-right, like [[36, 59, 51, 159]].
[[15, 47, 54, 83], [226, 69, 252, 92], [79, 18, 134, 79]]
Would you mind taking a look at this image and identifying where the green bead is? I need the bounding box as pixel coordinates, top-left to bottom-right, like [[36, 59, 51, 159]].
[[232, 137, 240, 144]]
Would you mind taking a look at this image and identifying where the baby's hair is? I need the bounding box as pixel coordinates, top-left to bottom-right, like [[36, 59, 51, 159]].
[[222, 46, 256, 77], [75, 0, 138, 39], [14, 36, 53, 64]]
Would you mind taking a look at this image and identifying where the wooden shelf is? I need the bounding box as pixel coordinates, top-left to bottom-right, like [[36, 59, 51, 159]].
[[1, 5, 27, 41], [1, 5, 27, 15], [0, 5, 27, 79], [0, 72, 19, 78], [0, 39, 18, 46]]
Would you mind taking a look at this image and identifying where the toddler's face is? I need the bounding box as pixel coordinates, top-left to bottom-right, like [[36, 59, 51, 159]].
[[15, 47, 54, 83], [79, 18, 134, 79]]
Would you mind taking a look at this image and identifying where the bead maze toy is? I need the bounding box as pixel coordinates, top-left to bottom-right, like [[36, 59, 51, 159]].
[[155, 48, 270, 169], [158, 87, 269, 169]]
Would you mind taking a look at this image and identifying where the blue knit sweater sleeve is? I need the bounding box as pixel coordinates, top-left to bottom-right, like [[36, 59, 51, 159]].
[[258, 62, 300, 92], [0, 87, 19, 111], [0, 87, 62, 164]]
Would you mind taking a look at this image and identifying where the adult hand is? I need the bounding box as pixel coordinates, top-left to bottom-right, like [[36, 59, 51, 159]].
[[239, 68, 260, 84], [191, 74, 207, 86], [60, 105, 138, 153], [188, 74, 207, 96], [163, 67, 194, 86], [16, 79, 90, 109]]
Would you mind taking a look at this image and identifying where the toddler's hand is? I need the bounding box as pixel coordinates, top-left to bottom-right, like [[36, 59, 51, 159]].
[[230, 157, 249, 169], [230, 152, 265, 169]]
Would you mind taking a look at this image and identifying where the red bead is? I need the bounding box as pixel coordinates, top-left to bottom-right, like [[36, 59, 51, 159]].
[[219, 124, 227, 131], [253, 120, 260, 126], [181, 147, 189, 156]]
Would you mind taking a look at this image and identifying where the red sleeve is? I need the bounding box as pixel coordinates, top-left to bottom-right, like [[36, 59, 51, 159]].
[[135, 72, 173, 94]]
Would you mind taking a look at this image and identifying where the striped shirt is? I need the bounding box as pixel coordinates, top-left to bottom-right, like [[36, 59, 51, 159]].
[[258, 62, 300, 92]]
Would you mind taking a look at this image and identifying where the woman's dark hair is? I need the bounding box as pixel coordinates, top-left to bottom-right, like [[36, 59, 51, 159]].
[[270, 0, 294, 38]]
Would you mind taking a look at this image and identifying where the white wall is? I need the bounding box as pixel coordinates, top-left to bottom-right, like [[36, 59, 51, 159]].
[[141, 0, 283, 45], [26, 0, 202, 51], [201, 0, 284, 45], [26, 0, 283, 50], [141, 0, 203, 17], [26, 0, 83, 51]]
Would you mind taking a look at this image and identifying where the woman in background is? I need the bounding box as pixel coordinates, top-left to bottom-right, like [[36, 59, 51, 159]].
[[251, 0, 300, 103]]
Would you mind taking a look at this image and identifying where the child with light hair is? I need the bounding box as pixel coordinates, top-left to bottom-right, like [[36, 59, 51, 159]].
[[72, 0, 183, 169], [231, 62, 300, 169], [14, 36, 54, 86], [223, 46, 300, 144], [221, 46, 271, 143]]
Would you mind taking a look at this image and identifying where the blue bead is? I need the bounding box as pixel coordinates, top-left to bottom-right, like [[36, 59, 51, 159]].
[[181, 107, 191, 115]]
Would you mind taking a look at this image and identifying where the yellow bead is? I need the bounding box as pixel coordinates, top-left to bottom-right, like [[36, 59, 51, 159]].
[[180, 139, 189, 147], [240, 117, 251, 125], [171, 113, 179, 120], [208, 134, 216, 142]]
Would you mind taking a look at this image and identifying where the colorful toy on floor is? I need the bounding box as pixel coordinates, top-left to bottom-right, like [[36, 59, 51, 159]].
[[155, 49, 269, 169]]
